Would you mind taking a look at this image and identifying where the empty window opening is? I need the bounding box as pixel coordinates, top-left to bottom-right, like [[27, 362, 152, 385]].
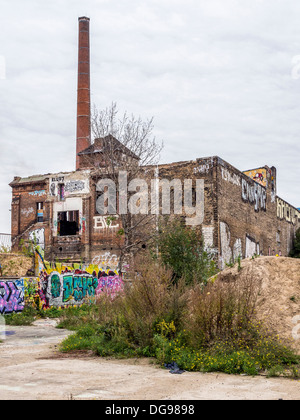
[[58, 211, 79, 236]]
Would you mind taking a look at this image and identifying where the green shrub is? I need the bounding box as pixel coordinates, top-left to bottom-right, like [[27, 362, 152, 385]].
[[4, 306, 37, 326], [153, 219, 217, 285]]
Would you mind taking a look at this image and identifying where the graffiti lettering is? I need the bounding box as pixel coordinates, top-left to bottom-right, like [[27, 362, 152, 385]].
[[0, 280, 24, 315], [277, 198, 300, 225], [97, 275, 124, 298], [21, 207, 34, 217], [29, 190, 46, 197], [51, 274, 61, 299], [65, 180, 85, 193], [94, 216, 120, 230], [91, 252, 119, 267], [193, 164, 210, 174], [241, 179, 266, 212], [52, 176, 65, 183], [221, 168, 241, 186], [0, 253, 124, 314], [46, 272, 99, 305]]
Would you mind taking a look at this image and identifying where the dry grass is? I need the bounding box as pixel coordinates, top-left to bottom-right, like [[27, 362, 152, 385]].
[[187, 272, 262, 347], [0, 253, 34, 277]]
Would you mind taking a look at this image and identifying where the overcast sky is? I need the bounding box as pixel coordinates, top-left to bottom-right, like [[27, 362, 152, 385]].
[[0, 0, 300, 233]]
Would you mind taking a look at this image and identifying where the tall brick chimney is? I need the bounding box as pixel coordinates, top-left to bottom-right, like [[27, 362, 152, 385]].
[[76, 16, 91, 170]]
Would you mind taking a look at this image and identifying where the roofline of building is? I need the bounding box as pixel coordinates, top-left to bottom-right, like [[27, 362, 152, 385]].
[[9, 169, 91, 187]]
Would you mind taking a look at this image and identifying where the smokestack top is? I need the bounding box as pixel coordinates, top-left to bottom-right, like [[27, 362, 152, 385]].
[[79, 16, 90, 21]]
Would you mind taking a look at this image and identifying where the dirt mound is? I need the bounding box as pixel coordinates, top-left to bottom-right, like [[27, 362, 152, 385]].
[[0, 253, 34, 278], [218, 256, 300, 354]]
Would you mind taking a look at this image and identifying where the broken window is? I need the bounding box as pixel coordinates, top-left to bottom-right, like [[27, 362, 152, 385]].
[[57, 210, 79, 236], [37, 202, 44, 222]]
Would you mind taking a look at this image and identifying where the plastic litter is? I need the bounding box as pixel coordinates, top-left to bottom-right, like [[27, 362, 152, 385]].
[[164, 362, 185, 374]]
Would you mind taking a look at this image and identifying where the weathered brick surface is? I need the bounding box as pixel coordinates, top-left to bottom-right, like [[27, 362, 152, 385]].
[[76, 17, 91, 170], [216, 158, 299, 267]]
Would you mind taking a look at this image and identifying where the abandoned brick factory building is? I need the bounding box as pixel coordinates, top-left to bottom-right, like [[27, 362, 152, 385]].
[[10, 17, 300, 270]]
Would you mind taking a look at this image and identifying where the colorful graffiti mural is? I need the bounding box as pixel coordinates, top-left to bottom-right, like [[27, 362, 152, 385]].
[[243, 168, 267, 187], [0, 279, 25, 314], [0, 277, 42, 315], [0, 252, 124, 314], [36, 251, 123, 308]]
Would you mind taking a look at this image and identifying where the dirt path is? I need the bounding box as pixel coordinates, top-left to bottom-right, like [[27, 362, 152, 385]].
[[0, 319, 299, 400]]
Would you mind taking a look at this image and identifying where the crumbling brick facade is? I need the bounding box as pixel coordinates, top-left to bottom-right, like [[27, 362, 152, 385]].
[[10, 155, 299, 270]]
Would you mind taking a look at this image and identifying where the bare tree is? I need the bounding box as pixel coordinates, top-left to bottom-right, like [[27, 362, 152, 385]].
[[85, 102, 164, 272], [91, 102, 163, 170]]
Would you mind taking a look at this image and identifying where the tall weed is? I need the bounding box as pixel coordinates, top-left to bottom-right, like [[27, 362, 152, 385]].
[[186, 273, 262, 347]]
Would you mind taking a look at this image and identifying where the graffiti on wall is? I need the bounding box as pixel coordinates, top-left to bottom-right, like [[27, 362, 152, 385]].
[[29, 190, 46, 197], [277, 198, 300, 225], [0, 252, 124, 314], [243, 169, 267, 187], [65, 181, 85, 193], [0, 279, 25, 314], [193, 163, 211, 175], [21, 207, 35, 217], [244, 166, 277, 203], [91, 252, 119, 267], [94, 216, 120, 230], [219, 222, 259, 268], [49, 173, 90, 198], [219, 222, 243, 269], [29, 228, 45, 252], [39, 267, 123, 308], [23, 278, 40, 309], [41, 271, 98, 307], [221, 168, 241, 187], [0, 278, 42, 315], [221, 166, 267, 212], [241, 178, 266, 212], [36, 251, 123, 309]]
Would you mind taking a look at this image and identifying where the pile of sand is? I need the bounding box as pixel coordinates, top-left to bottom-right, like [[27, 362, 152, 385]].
[[217, 256, 300, 354], [0, 253, 34, 278]]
